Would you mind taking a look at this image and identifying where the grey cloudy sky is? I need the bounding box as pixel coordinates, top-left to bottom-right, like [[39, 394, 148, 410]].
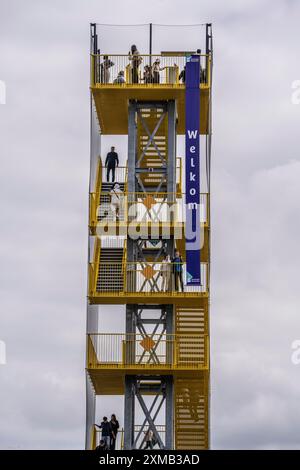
[[0, 0, 300, 449]]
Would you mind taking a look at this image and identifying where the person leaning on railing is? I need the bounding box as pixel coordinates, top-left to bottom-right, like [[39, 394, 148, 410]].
[[151, 58, 165, 84], [95, 416, 111, 448], [128, 45, 142, 84]]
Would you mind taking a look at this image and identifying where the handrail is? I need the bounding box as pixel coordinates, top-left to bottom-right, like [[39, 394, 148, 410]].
[[207, 55, 212, 88], [98, 156, 103, 195], [89, 156, 103, 229], [90, 191, 209, 227], [90, 53, 95, 87], [87, 333, 209, 369], [122, 238, 127, 280], [91, 53, 211, 87], [90, 260, 209, 295], [92, 159, 182, 192], [88, 332, 208, 337], [90, 260, 208, 266], [92, 238, 101, 295], [124, 161, 128, 193], [176, 157, 182, 195], [92, 425, 166, 450], [91, 53, 210, 58], [90, 425, 97, 450]]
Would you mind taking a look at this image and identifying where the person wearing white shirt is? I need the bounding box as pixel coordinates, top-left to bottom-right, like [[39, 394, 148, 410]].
[[160, 254, 172, 292]]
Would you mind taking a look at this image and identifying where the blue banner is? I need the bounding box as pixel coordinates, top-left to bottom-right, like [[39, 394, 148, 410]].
[[185, 55, 201, 286]]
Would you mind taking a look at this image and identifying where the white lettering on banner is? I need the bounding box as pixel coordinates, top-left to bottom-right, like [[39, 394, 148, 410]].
[[191, 158, 195, 167], [187, 129, 198, 139], [190, 188, 196, 196], [190, 172, 196, 182], [190, 145, 196, 153], [188, 202, 198, 210]]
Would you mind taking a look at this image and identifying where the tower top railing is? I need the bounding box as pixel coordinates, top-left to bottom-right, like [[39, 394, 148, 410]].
[[90, 53, 211, 88]]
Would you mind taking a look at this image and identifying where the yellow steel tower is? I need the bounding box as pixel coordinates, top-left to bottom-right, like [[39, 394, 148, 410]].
[[86, 23, 213, 450]]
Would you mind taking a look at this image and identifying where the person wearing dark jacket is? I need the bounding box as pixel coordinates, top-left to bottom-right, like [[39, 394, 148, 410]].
[[95, 417, 111, 448], [109, 414, 120, 450], [172, 250, 184, 292], [105, 146, 119, 182]]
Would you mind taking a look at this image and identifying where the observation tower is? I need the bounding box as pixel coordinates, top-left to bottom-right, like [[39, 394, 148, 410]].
[[86, 23, 213, 450]]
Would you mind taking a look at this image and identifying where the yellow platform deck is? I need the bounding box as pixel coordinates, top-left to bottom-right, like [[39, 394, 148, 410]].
[[91, 84, 210, 135], [88, 368, 208, 395]]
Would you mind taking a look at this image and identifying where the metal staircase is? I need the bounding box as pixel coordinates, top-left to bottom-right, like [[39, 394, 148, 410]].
[[96, 247, 124, 292], [175, 378, 208, 449]]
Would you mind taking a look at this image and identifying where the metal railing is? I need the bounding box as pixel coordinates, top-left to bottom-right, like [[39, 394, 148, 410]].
[[176, 156, 182, 193], [101, 165, 128, 185], [89, 261, 208, 296], [92, 425, 124, 450], [91, 425, 166, 450], [91, 192, 209, 225], [91, 54, 210, 87], [95, 159, 180, 187], [87, 333, 208, 370]]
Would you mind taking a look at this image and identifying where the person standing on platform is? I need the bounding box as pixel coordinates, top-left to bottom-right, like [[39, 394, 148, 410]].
[[128, 45, 142, 84], [109, 414, 120, 450], [172, 250, 184, 292], [152, 58, 165, 84], [95, 416, 111, 449], [105, 146, 119, 183], [161, 254, 172, 292], [100, 55, 114, 84], [144, 428, 154, 449]]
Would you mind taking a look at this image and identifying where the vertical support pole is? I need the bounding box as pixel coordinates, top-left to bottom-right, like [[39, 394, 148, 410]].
[[127, 100, 137, 194], [126, 305, 136, 365], [90, 23, 97, 54], [167, 100, 176, 194], [166, 101, 176, 449], [167, 100, 176, 254], [124, 376, 135, 449], [90, 23, 98, 85], [205, 23, 212, 84], [165, 304, 174, 364], [149, 23, 153, 67], [165, 376, 174, 449], [127, 101, 137, 264], [124, 100, 138, 450], [85, 373, 96, 449], [85, 48, 101, 446]]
